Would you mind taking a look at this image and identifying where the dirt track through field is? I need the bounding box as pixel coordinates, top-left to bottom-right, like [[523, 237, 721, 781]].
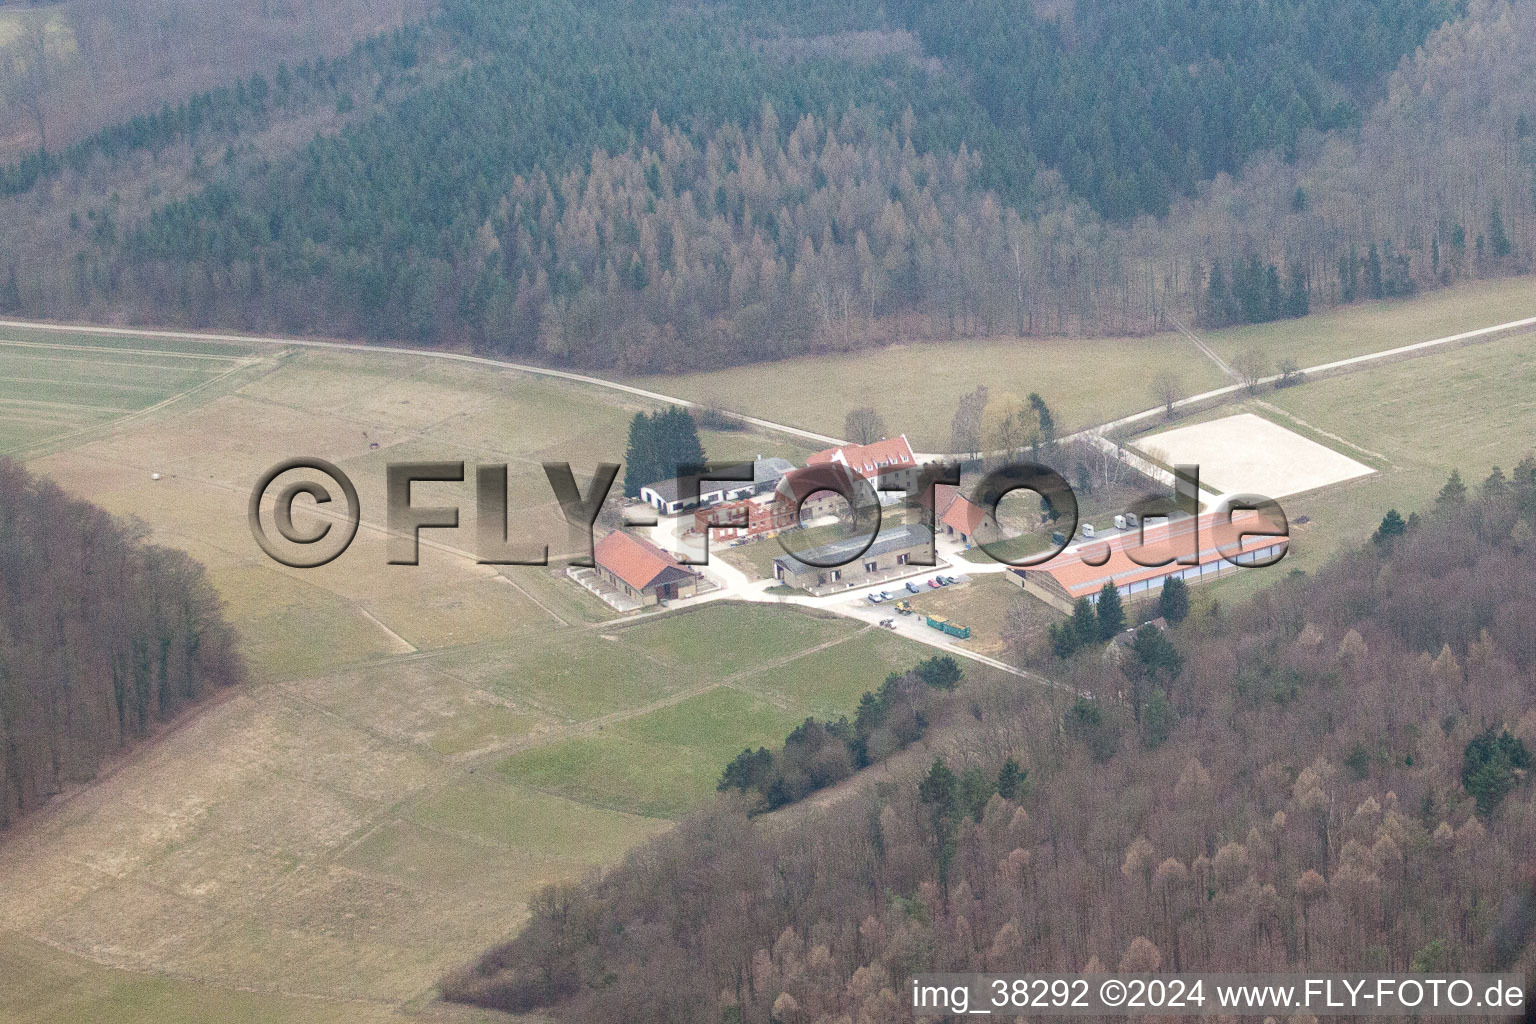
[[3, 309, 1534, 461]]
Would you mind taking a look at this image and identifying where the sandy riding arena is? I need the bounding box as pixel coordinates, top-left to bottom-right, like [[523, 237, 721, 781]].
[[1137, 412, 1374, 498]]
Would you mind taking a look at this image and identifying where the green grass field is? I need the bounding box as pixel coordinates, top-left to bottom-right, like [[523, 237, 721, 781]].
[[1203, 275, 1536, 373], [500, 686, 808, 817], [1262, 325, 1536, 553], [632, 332, 1228, 451], [615, 600, 853, 673], [496, 610, 929, 816], [0, 329, 259, 455], [0, 325, 932, 1021], [628, 276, 1536, 452], [0, 933, 451, 1024]]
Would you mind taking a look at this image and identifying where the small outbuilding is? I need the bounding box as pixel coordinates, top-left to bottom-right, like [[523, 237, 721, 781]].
[[937, 489, 992, 546], [593, 530, 700, 605], [639, 456, 796, 516]]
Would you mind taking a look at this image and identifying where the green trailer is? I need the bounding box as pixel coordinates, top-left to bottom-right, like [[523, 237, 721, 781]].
[[924, 614, 971, 640]]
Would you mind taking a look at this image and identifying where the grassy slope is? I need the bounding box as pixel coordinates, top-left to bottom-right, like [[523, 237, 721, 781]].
[[632, 332, 1228, 451], [0, 330, 929, 1021], [1203, 276, 1536, 371], [631, 276, 1536, 451], [0, 328, 258, 456], [0, 932, 426, 1024]]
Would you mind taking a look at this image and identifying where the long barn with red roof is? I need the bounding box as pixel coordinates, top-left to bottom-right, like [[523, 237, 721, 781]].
[[1009, 512, 1288, 612]]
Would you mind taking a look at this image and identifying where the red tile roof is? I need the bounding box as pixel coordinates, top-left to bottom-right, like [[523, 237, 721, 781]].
[[1031, 512, 1287, 600], [594, 530, 695, 591], [807, 435, 916, 477], [776, 464, 862, 504], [940, 491, 991, 536]]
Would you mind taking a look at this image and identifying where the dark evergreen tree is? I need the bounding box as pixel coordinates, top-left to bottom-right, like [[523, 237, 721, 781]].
[[995, 758, 1024, 800], [1159, 577, 1189, 625], [1131, 623, 1183, 680], [1202, 259, 1231, 327], [1489, 203, 1513, 260], [1096, 582, 1125, 640], [1373, 508, 1407, 547], [918, 757, 960, 883], [1283, 263, 1309, 318], [1064, 698, 1119, 762], [1070, 596, 1099, 649], [1264, 262, 1284, 320], [718, 747, 774, 794], [1364, 243, 1384, 299], [1437, 470, 1467, 507], [1141, 689, 1174, 749], [622, 411, 660, 498], [1048, 621, 1078, 660], [1462, 727, 1531, 817], [623, 406, 706, 497], [655, 406, 706, 480], [1027, 392, 1055, 447], [957, 765, 995, 820], [916, 655, 963, 691]]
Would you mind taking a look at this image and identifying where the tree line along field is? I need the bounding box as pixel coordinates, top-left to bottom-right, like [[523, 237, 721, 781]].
[[0, 329, 937, 1022]]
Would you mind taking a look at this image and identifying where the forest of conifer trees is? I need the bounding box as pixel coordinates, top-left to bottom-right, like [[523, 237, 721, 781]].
[[3, 0, 1534, 370]]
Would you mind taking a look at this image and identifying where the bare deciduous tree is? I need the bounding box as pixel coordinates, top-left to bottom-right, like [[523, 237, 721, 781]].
[[844, 406, 887, 445], [950, 385, 988, 460], [1232, 347, 1268, 393], [1002, 596, 1032, 665], [1151, 370, 1183, 418], [1075, 428, 1136, 492], [2, 17, 59, 148]]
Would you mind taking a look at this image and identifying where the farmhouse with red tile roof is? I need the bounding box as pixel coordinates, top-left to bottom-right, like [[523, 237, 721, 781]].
[[937, 488, 992, 545], [807, 435, 918, 490], [593, 529, 700, 606]]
